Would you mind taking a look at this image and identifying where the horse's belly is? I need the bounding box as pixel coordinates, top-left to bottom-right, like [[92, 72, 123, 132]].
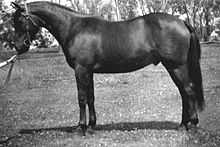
[[93, 52, 157, 73], [93, 63, 148, 73]]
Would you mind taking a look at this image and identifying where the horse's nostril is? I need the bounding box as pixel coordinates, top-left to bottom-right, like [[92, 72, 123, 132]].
[[14, 45, 18, 50]]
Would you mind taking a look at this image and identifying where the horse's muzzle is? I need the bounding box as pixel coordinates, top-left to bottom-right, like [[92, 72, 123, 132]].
[[14, 45, 29, 55]]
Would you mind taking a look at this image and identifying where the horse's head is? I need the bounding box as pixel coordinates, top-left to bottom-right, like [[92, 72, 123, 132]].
[[11, 2, 40, 55]]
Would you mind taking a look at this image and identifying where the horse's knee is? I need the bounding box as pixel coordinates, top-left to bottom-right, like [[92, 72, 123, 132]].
[[78, 88, 87, 102]]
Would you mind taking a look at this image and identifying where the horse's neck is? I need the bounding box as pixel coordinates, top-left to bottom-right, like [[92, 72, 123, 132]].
[[28, 2, 79, 48]]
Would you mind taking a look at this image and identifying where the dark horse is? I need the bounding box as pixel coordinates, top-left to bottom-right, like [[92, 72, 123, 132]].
[[11, 1, 205, 135]]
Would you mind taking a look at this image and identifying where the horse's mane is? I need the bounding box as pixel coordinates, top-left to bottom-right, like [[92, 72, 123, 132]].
[[28, 1, 99, 18]]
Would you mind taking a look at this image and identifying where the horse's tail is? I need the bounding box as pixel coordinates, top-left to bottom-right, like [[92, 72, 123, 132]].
[[185, 22, 205, 111]]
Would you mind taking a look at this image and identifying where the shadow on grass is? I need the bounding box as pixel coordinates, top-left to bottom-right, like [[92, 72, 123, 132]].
[[18, 121, 179, 134]]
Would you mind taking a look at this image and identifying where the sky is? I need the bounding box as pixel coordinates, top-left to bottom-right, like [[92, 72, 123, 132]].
[[3, 0, 74, 8], [4, 0, 66, 6], [2, 0, 114, 14], [3, 0, 112, 7]]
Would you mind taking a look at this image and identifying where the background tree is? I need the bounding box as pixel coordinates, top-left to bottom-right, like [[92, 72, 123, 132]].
[[0, 0, 14, 51]]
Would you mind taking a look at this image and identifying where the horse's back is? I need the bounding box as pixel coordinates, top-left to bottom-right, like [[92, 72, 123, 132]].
[[68, 13, 191, 73], [102, 13, 191, 64]]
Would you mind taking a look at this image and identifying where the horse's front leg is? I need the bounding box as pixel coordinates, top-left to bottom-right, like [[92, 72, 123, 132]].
[[75, 64, 91, 135], [87, 73, 96, 131]]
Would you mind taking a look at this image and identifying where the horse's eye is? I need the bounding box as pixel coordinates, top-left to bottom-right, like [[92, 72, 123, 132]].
[[24, 39, 30, 46]]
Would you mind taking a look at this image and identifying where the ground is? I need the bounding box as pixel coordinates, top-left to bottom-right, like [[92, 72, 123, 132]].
[[0, 44, 220, 147]]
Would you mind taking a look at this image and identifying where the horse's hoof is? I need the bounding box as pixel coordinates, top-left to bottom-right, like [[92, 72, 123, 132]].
[[75, 125, 87, 136], [87, 126, 96, 135], [177, 123, 188, 131], [189, 118, 199, 126], [81, 124, 87, 136], [187, 123, 198, 132]]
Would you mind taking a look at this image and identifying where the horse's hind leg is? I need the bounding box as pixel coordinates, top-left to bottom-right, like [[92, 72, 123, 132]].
[[163, 63, 198, 130]]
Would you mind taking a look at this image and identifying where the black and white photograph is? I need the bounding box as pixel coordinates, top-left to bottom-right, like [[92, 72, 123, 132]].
[[0, 0, 220, 146]]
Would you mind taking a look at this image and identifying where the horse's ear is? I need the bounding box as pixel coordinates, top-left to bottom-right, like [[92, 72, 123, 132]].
[[11, 2, 22, 10]]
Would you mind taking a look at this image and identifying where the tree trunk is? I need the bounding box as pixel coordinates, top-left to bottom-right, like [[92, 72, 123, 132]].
[[204, 9, 210, 41], [68, 0, 79, 11], [199, 13, 203, 40], [114, 0, 121, 21], [160, 0, 168, 12]]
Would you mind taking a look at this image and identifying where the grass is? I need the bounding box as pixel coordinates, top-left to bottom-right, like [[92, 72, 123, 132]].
[[0, 44, 220, 146]]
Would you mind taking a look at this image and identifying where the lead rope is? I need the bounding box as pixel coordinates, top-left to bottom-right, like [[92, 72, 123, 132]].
[[1, 3, 30, 88], [2, 55, 17, 88], [0, 6, 18, 88], [4, 61, 15, 87], [3, 2, 30, 88], [3, 2, 33, 88]]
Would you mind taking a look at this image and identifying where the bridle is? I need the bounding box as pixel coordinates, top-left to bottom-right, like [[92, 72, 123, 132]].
[[1, 2, 39, 88], [20, 2, 39, 47]]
